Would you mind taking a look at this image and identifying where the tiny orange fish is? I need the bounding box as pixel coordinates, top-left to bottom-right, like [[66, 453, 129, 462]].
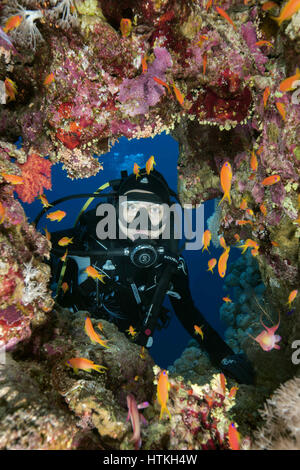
[[218, 247, 230, 278], [152, 76, 171, 94], [271, 0, 300, 26], [126, 325, 138, 338], [197, 35, 208, 47], [262, 174, 281, 185], [157, 370, 171, 420], [240, 198, 248, 210], [202, 229, 212, 253], [61, 249, 68, 262], [279, 67, 300, 92], [207, 258, 217, 273], [85, 317, 110, 348], [223, 297, 232, 303], [141, 54, 148, 74], [85, 266, 106, 283], [220, 373, 226, 396], [262, 1, 278, 11], [61, 282, 69, 294], [236, 219, 253, 226], [206, 0, 213, 10], [250, 150, 258, 171], [276, 101, 286, 120], [260, 203, 267, 216], [5, 78, 17, 101], [287, 289, 298, 308], [257, 145, 264, 155], [228, 423, 240, 450], [219, 236, 227, 250], [58, 236, 73, 246], [139, 346, 146, 360], [44, 73, 55, 87], [215, 6, 237, 30], [194, 324, 204, 340], [46, 210, 66, 222], [3, 15, 23, 33], [43, 226, 51, 241], [97, 322, 104, 332], [255, 40, 274, 47], [203, 53, 207, 75], [271, 240, 279, 247], [234, 233, 240, 242], [228, 386, 239, 398], [0, 202, 5, 224], [146, 155, 156, 175], [172, 82, 185, 107], [133, 162, 141, 179], [120, 18, 132, 38], [263, 87, 270, 108], [38, 194, 52, 208], [66, 357, 107, 374], [218, 161, 232, 205], [1, 172, 23, 185], [239, 238, 259, 254]]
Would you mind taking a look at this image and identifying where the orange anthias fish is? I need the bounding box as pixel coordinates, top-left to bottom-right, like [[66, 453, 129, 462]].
[[255, 40, 274, 47], [61, 282, 69, 294], [66, 357, 107, 374], [219, 373, 226, 396], [0, 202, 5, 224], [141, 54, 148, 74], [236, 219, 253, 226], [218, 161, 232, 205], [228, 386, 239, 398], [152, 76, 171, 94], [215, 6, 237, 30], [1, 172, 23, 185], [219, 236, 227, 250], [271, 0, 300, 26], [85, 317, 110, 348], [194, 325, 204, 340], [85, 266, 107, 283], [5, 78, 17, 101], [228, 423, 240, 450], [238, 238, 259, 254], [206, 0, 213, 10], [262, 174, 281, 185], [3, 15, 23, 33], [157, 370, 171, 420], [207, 258, 217, 273], [146, 155, 156, 175], [276, 102, 286, 120], [139, 346, 146, 360], [202, 229, 212, 253], [287, 289, 298, 308], [279, 68, 300, 92], [234, 233, 240, 242], [250, 150, 258, 171], [218, 247, 230, 278], [260, 203, 267, 216], [46, 210, 66, 222], [61, 249, 68, 262], [126, 325, 138, 338], [203, 53, 207, 75], [44, 73, 55, 87], [120, 18, 132, 38], [262, 1, 278, 11], [133, 162, 141, 179], [240, 198, 248, 210], [263, 87, 270, 108], [248, 314, 281, 351], [172, 82, 185, 107], [38, 194, 52, 208], [58, 236, 73, 246], [44, 226, 51, 242], [223, 297, 232, 303]]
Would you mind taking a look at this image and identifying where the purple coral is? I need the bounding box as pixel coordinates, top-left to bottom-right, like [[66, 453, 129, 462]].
[[117, 47, 173, 117]]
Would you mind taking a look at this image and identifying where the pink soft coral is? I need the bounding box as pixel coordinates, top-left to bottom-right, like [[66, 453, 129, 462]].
[[15, 153, 52, 203]]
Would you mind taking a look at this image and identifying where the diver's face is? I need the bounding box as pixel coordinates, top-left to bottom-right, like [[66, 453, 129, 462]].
[[118, 190, 166, 241]]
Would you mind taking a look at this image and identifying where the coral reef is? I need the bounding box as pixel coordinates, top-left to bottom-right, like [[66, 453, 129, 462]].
[[0, 307, 251, 450], [253, 376, 300, 450]]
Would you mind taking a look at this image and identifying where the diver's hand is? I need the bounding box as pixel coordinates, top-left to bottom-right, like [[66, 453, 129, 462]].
[[220, 353, 255, 385]]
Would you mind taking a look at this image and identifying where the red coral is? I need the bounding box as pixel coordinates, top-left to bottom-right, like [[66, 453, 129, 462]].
[[15, 154, 52, 204]]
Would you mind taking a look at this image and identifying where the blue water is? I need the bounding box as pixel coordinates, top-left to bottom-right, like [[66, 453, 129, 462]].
[[20, 132, 241, 368]]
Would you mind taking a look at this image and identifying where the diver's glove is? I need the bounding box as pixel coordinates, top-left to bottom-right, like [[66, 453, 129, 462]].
[[220, 353, 255, 385]]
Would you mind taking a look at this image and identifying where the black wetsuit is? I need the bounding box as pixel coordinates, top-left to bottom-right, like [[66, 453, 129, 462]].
[[50, 209, 234, 368]]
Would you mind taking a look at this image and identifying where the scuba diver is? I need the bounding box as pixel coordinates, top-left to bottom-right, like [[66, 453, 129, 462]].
[[43, 167, 254, 385]]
